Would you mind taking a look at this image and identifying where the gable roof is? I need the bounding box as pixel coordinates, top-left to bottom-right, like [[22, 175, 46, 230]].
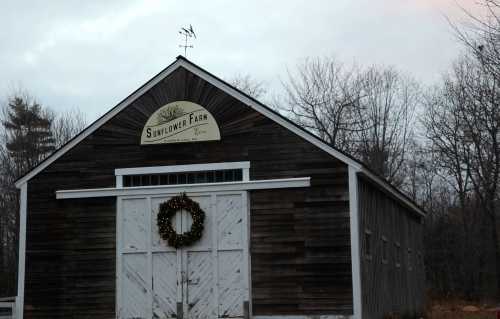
[[15, 56, 425, 217]]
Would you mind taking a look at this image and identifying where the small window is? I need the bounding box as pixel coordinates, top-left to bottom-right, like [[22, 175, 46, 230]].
[[408, 248, 412, 271], [364, 229, 372, 260], [123, 169, 243, 187], [381, 236, 388, 264], [395, 242, 401, 268]]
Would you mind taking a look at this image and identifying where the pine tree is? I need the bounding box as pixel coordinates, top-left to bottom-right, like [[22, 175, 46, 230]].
[[2, 96, 56, 177]]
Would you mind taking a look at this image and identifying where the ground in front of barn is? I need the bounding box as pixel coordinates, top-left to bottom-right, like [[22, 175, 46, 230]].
[[427, 298, 498, 319]]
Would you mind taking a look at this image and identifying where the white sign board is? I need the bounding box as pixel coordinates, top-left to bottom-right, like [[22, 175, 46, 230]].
[[141, 101, 221, 145]]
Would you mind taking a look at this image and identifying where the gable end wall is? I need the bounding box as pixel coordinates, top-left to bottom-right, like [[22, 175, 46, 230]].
[[24, 67, 353, 318]]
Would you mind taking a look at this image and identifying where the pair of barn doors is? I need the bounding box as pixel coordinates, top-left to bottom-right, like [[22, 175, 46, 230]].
[[117, 191, 250, 319]]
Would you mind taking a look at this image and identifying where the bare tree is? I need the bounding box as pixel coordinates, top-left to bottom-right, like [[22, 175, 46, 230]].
[[49, 108, 87, 148], [280, 58, 417, 184], [423, 79, 472, 215], [451, 0, 500, 81], [228, 74, 267, 100], [447, 1, 500, 295], [355, 66, 419, 185], [422, 53, 500, 298], [280, 57, 363, 153]]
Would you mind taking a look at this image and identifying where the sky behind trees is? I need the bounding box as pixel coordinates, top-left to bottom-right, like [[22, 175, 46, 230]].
[[0, 0, 480, 120]]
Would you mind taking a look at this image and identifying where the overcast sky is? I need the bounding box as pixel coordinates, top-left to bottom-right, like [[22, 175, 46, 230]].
[[0, 0, 482, 122]]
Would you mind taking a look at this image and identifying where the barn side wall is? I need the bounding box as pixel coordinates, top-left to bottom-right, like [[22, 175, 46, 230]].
[[358, 176, 425, 319], [24, 66, 353, 318]]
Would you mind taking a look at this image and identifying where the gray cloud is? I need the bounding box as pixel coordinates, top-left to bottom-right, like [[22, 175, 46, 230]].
[[0, 0, 477, 121]]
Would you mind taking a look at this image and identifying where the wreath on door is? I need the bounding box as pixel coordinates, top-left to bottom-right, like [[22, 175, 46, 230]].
[[157, 193, 205, 248]]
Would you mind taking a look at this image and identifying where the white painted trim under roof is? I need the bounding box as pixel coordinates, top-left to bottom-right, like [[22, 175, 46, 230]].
[[115, 161, 250, 177], [56, 177, 311, 199], [13, 56, 424, 217], [14, 58, 183, 189], [358, 168, 425, 217]]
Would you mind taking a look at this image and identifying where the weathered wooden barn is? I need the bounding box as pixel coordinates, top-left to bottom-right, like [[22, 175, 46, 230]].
[[12, 56, 425, 319]]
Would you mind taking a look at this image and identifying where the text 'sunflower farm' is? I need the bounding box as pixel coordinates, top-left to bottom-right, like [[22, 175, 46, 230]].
[[141, 101, 221, 144]]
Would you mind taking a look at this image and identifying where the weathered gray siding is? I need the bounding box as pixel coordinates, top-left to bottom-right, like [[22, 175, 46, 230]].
[[24, 66, 353, 318], [358, 176, 425, 319]]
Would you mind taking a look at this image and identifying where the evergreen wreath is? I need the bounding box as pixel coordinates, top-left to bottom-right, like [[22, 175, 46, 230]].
[[157, 193, 205, 248]]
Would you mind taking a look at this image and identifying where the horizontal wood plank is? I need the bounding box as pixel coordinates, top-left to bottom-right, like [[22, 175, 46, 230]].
[[25, 67, 352, 318]]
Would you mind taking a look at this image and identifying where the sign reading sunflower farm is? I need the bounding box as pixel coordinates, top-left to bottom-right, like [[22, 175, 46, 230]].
[[141, 101, 221, 144]]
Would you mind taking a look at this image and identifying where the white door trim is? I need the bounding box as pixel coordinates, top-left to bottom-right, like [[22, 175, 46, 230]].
[[116, 191, 251, 319], [56, 177, 310, 199]]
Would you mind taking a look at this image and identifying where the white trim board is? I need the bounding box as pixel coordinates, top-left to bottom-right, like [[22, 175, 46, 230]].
[[358, 169, 424, 217], [115, 161, 250, 177], [14, 56, 355, 189], [348, 167, 363, 319], [56, 177, 311, 199], [16, 183, 27, 319], [14, 58, 183, 189], [13, 56, 424, 217]]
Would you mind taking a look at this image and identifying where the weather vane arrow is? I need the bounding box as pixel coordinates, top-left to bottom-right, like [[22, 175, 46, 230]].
[[179, 24, 196, 57]]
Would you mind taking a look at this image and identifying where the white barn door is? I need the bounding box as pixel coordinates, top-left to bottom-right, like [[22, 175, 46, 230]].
[[117, 192, 250, 319]]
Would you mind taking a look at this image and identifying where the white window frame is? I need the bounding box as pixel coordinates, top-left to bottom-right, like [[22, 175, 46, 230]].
[[115, 162, 250, 188]]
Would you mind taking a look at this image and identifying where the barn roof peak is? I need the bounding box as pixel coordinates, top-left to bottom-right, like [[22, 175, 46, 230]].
[[14, 57, 425, 217]]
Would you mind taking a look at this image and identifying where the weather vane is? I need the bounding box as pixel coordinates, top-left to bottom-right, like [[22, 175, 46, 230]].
[[179, 24, 196, 57]]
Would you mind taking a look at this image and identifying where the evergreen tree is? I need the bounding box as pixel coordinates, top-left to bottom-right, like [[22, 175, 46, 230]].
[[2, 96, 55, 177]]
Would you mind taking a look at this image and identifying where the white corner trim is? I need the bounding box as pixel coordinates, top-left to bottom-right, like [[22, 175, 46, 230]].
[[17, 182, 27, 319], [348, 167, 362, 319], [56, 177, 311, 199], [115, 161, 250, 178]]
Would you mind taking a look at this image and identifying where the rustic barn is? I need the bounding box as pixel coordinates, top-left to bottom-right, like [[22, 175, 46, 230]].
[[11, 56, 425, 319]]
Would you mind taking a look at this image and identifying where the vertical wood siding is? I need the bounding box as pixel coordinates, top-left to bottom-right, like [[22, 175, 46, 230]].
[[24, 67, 352, 318], [358, 177, 425, 319]]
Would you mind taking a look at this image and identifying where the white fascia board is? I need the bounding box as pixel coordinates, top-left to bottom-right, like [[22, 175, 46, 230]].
[[115, 161, 250, 176], [14, 57, 422, 219], [56, 177, 311, 199], [14, 59, 185, 189], [177, 60, 363, 171], [359, 168, 426, 217], [15, 58, 361, 189]]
